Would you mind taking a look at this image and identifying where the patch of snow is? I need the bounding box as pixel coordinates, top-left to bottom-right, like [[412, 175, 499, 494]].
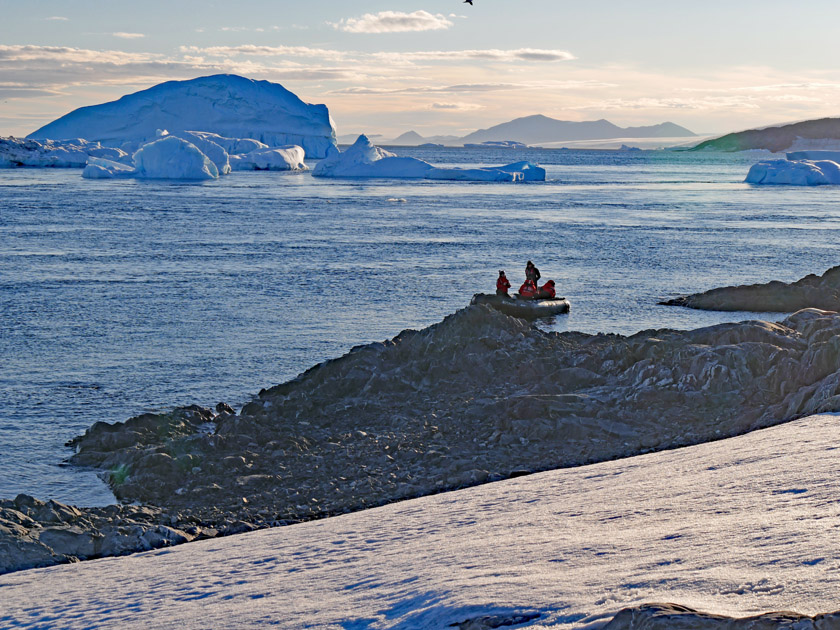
[[3, 412, 839, 629], [132, 136, 219, 180], [745, 159, 840, 186], [786, 150, 840, 162], [785, 136, 840, 152], [27, 74, 337, 158], [229, 145, 307, 171]]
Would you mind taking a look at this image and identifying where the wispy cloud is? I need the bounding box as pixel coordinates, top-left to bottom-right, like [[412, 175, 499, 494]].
[[579, 96, 762, 111], [45, 16, 69, 22], [180, 44, 347, 61], [180, 45, 576, 66], [429, 102, 483, 111], [330, 80, 608, 96], [112, 32, 145, 40], [332, 10, 453, 34], [375, 48, 576, 63]]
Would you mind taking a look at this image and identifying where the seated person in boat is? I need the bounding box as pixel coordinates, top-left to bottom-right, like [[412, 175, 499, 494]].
[[496, 270, 511, 296], [518, 279, 538, 299], [537, 279, 556, 299]]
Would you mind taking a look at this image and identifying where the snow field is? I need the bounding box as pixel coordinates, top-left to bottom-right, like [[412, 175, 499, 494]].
[[2, 413, 839, 629]]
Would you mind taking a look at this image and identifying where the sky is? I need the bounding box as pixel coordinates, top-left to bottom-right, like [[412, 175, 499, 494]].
[[2, 0, 840, 139]]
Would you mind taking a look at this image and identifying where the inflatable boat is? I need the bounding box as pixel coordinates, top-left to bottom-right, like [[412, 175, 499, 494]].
[[470, 293, 571, 319]]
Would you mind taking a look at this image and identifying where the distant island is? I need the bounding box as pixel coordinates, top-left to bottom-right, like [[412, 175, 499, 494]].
[[361, 114, 696, 147], [693, 117, 840, 153]]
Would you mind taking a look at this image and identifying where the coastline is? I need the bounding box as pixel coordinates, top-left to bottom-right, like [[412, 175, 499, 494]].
[[6, 303, 840, 575]]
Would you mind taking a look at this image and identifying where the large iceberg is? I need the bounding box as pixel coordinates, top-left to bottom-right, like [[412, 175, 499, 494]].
[[0, 137, 129, 168], [28, 74, 337, 158], [313, 135, 545, 182], [745, 158, 840, 186], [229, 146, 307, 171]]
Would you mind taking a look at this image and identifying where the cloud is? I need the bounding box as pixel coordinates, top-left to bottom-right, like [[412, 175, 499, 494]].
[[0, 45, 153, 64], [580, 96, 762, 111], [330, 80, 606, 96], [0, 86, 64, 99], [112, 33, 145, 40], [180, 44, 347, 61], [45, 16, 69, 21], [429, 102, 483, 111], [373, 48, 576, 64], [332, 10, 453, 34]]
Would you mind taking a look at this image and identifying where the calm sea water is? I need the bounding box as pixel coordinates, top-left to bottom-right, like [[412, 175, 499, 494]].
[[2, 147, 840, 506]]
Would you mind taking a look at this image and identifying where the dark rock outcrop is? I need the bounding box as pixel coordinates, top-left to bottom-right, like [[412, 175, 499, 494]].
[[603, 603, 840, 629], [10, 305, 840, 573], [692, 117, 840, 153], [0, 495, 200, 574], [661, 266, 840, 312]]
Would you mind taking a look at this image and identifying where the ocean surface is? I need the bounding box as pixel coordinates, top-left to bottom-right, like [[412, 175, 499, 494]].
[[2, 147, 840, 506]]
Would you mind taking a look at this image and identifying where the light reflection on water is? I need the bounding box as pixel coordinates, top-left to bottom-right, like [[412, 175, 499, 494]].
[[2, 147, 839, 505]]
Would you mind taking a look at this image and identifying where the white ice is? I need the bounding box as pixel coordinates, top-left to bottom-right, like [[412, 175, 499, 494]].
[[229, 146, 308, 171], [2, 412, 838, 629], [313, 135, 546, 182], [132, 136, 219, 180], [312, 134, 433, 178], [27, 74, 337, 158], [0, 137, 129, 169], [174, 132, 231, 175], [81, 157, 135, 179], [745, 159, 840, 185]]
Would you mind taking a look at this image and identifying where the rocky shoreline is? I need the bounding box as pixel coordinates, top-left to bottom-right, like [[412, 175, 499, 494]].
[[6, 304, 840, 575], [602, 603, 840, 629], [661, 265, 840, 312]]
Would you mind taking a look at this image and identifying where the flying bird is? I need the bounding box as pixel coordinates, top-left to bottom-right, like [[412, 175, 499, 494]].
[[464, 0, 473, 4]]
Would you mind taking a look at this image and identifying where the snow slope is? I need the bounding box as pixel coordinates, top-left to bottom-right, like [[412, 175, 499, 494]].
[[28, 74, 337, 158], [2, 413, 839, 629]]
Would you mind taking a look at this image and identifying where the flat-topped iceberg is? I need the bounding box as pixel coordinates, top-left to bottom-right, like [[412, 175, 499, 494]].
[[28, 74, 337, 158], [0, 137, 129, 168], [746, 158, 840, 186], [313, 135, 545, 182], [230, 146, 308, 171]]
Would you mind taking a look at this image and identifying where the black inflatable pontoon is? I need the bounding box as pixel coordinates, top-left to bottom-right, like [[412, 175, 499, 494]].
[[470, 293, 571, 319]]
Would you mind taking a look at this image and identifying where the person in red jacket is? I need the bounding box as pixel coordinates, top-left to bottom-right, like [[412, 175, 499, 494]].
[[538, 279, 556, 299], [496, 270, 511, 296], [518, 279, 538, 299]]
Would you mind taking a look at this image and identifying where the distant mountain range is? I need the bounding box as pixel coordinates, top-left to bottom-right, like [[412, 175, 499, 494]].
[[692, 117, 840, 152], [340, 114, 697, 147]]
